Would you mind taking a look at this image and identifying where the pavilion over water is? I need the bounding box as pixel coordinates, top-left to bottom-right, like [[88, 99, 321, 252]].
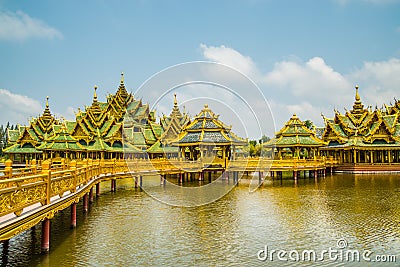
[[3, 75, 400, 172], [320, 86, 400, 168]]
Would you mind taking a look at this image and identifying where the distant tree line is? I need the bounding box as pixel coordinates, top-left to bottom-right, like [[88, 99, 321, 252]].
[[0, 123, 17, 156], [248, 134, 270, 157]]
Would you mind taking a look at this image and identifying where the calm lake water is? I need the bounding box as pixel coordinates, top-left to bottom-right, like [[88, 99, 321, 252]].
[[1, 173, 399, 266]]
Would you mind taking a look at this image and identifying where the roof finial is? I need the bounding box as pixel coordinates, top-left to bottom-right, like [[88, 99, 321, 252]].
[[355, 84, 360, 102], [174, 93, 178, 106], [120, 72, 124, 83], [45, 96, 49, 108], [93, 85, 98, 102]]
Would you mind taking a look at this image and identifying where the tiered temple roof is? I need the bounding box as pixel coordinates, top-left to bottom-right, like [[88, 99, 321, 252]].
[[174, 104, 246, 146], [321, 86, 400, 149], [264, 114, 326, 148], [4, 74, 163, 159], [147, 94, 190, 155]]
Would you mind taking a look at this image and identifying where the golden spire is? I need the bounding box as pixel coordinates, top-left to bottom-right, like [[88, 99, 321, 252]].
[[120, 72, 124, 84], [352, 84, 364, 116], [93, 85, 98, 103], [355, 85, 360, 102], [174, 93, 178, 106], [90, 85, 102, 116], [42, 96, 52, 119]]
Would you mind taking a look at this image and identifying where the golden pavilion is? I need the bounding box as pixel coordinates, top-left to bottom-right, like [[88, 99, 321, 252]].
[[173, 104, 247, 162], [264, 114, 326, 159], [3, 74, 246, 164], [320, 86, 400, 170], [5, 74, 162, 162]]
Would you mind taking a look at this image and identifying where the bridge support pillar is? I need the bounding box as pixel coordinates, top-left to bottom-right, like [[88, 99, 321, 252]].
[[199, 171, 203, 181], [134, 176, 138, 188], [41, 218, 50, 253], [293, 171, 297, 180], [71, 203, 77, 228], [83, 193, 89, 213], [323, 169, 326, 177], [111, 179, 116, 192], [139, 176, 143, 188], [314, 170, 318, 179], [96, 183, 100, 197], [89, 188, 94, 203], [208, 171, 212, 182], [179, 173, 183, 184]]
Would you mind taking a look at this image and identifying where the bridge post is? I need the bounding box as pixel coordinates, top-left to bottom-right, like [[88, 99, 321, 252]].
[[113, 179, 117, 192], [293, 171, 297, 180], [179, 173, 183, 184], [83, 193, 89, 213], [89, 188, 94, 203], [31, 159, 37, 175], [70, 160, 77, 193], [139, 175, 143, 188], [41, 218, 50, 253], [71, 203, 77, 228], [199, 171, 203, 181], [96, 183, 100, 197], [42, 160, 51, 205], [4, 159, 12, 179], [134, 176, 138, 188], [208, 171, 212, 182]]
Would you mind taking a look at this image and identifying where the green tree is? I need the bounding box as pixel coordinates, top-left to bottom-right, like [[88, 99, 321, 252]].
[[304, 120, 314, 130]]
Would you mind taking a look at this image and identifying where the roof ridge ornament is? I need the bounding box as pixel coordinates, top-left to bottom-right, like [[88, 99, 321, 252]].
[[355, 85, 360, 102]]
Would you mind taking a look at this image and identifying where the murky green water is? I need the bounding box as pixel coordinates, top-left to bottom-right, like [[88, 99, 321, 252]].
[[1, 174, 399, 266]]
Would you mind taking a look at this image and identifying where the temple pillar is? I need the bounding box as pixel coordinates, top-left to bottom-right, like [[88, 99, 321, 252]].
[[389, 150, 392, 164], [41, 218, 50, 253], [353, 149, 357, 164]]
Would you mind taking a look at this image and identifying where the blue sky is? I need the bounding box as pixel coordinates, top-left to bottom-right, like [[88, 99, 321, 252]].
[[0, 0, 400, 138]]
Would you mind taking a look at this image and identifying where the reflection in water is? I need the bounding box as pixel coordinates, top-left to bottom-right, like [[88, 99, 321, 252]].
[[0, 174, 399, 266]]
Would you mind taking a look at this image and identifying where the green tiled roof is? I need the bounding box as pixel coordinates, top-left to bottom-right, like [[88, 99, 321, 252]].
[[202, 132, 230, 143], [265, 114, 325, 148], [147, 140, 179, 154], [7, 129, 20, 143], [144, 128, 156, 142], [179, 132, 201, 143], [3, 143, 43, 153]]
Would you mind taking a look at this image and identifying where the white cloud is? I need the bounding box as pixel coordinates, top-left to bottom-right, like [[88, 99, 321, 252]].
[[200, 44, 400, 135], [350, 58, 400, 106], [0, 10, 63, 41], [200, 44, 259, 78], [0, 89, 43, 125]]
